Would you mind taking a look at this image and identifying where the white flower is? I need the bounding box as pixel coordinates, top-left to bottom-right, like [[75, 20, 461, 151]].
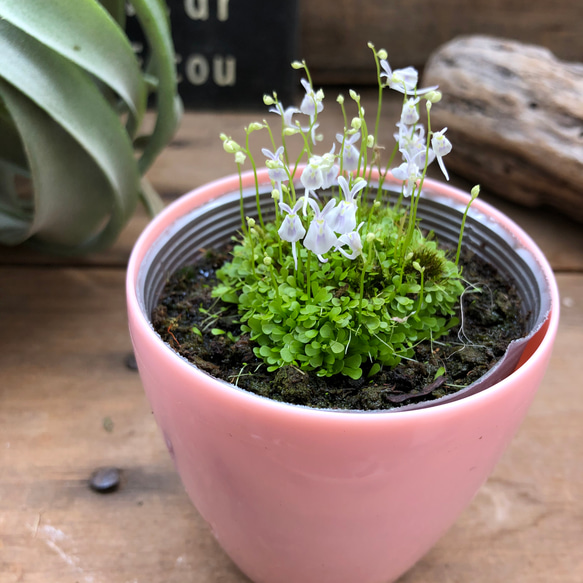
[[300, 163, 323, 192], [262, 146, 288, 185], [336, 132, 361, 172], [431, 128, 453, 180], [394, 123, 435, 166], [269, 103, 300, 129], [278, 198, 306, 269], [391, 150, 425, 197], [303, 198, 338, 262], [278, 199, 306, 242], [300, 152, 337, 193], [300, 78, 324, 118], [400, 97, 420, 126], [336, 222, 364, 260], [380, 60, 438, 95], [328, 176, 366, 235], [321, 145, 339, 189]]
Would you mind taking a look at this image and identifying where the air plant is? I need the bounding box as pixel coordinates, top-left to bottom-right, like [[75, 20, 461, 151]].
[[0, 0, 181, 254]]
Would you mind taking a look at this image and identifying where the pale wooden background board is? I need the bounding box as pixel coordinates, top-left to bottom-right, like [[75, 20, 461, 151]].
[[300, 0, 583, 84]]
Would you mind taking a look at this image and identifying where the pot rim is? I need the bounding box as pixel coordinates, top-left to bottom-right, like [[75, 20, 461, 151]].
[[127, 168, 560, 420]]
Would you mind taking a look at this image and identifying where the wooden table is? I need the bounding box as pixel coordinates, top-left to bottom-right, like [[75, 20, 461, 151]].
[[1, 97, 582, 582]]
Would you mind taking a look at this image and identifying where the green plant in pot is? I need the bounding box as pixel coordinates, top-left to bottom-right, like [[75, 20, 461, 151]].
[[0, 0, 180, 255], [127, 44, 559, 583]]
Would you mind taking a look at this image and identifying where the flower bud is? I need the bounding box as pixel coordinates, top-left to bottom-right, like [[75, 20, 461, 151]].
[[246, 217, 256, 228], [425, 90, 442, 104], [377, 49, 388, 60], [247, 122, 264, 132], [366, 233, 376, 243], [222, 139, 239, 154], [349, 89, 360, 102], [291, 60, 304, 70], [263, 94, 275, 106], [351, 117, 362, 130], [234, 151, 246, 165], [426, 101, 432, 112], [336, 94, 345, 105], [366, 135, 375, 148], [263, 256, 272, 266], [471, 185, 481, 198], [271, 189, 280, 200], [283, 127, 300, 136]]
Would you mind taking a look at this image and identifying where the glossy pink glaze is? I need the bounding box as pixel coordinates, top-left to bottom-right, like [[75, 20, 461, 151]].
[[127, 170, 559, 583]]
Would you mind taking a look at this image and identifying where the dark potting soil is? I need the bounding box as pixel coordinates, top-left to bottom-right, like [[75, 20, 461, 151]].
[[152, 248, 525, 411]]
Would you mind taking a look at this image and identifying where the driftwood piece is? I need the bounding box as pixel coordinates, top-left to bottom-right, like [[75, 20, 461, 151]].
[[423, 35, 583, 222]]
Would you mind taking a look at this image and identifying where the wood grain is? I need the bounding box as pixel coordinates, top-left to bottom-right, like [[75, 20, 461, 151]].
[[299, 0, 583, 84], [1, 267, 581, 582]]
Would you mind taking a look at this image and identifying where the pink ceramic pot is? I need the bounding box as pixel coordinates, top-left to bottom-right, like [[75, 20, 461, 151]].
[[126, 169, 559, 583]]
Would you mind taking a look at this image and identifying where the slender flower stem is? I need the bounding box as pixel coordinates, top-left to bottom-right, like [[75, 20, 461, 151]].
[[245, 130, 264, 229], [295, 241, 303, 287], [339, 99, 348, 133], [248, 230, 257, 278], [416, 267, 425, 313], [273, 102, 291, 166], [264, 121, 278, 153], [375, 142, 400, 205], [237, 164, 246, 235], [357, 117, 369, 177], [306, 250, 312, 300], [399, 106, 432, 266], [374, 84, 383, 150], [338, 134, 346, 175], [357, 242, 371, 324], [456, 186, 480, 266], [296, 130, 311, 166], [413, 104, 433, 214], [358, 263, 366, 324], [267, 262, 281, 301]]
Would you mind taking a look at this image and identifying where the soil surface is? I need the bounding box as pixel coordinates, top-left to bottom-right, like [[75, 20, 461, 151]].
[[152, 248, 524, 410]]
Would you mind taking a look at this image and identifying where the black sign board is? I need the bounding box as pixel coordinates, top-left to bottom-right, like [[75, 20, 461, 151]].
[[126, 0, 299, 110]]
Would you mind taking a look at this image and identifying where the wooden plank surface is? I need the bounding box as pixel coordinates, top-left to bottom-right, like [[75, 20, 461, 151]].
[[299, 0, 583, 84], [1, 94, 583, 582], [1, 268, 581, 582]]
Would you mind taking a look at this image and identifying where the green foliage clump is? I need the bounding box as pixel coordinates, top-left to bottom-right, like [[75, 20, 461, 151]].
[[213, 202, 464, 380]]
